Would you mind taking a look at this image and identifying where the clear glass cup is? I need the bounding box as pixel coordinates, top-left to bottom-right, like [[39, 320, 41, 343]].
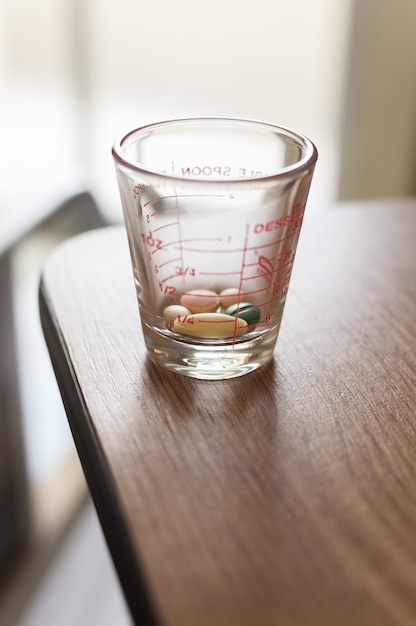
[[112, 118, 317, 379]]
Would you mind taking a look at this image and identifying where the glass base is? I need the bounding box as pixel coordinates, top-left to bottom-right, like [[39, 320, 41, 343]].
[[142, 325, 279, 380]]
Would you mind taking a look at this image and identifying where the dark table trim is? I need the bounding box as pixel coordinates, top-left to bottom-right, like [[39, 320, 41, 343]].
[[39, 282, 160, 626]]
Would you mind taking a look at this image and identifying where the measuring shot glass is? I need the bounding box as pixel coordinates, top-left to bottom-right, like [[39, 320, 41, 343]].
[[112, 118, 317, 379]]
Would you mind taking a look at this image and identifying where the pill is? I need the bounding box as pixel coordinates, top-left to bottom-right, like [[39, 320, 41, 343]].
[[163, 304, 191, 322], [219, 287, 243, 309], [180, 289, 220, 313], [226, 302, 261, 324], [173, 313, 248, 338]]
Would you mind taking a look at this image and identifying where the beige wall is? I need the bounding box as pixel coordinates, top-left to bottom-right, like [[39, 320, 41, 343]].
[[338, 0, 416, 200]]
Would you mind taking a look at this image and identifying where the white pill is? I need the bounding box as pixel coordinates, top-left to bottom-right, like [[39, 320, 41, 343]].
[[219, 287, 244, 309], [173, 312, 248, 339], [163, 304, 191, 322]]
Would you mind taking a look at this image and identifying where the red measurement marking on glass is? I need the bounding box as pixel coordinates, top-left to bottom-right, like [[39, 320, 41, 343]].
[[253, 204, 305, 232], [146, 194, 226, 204], [150, 238, 234, 255], [174, 266, 196, 277], [152, 221, 179, 233], [160, 238, 184, 249], [143, 202, 178, 212], [199, 270, 241, 276], [197, 319, 237, 325], [142, 205, 178, 221], [243, 254, 294, 271], [159, 273, 181, 285], [144, 205, 177, 215], [150, 239, 183, 254], [178, 238, 224, 252], [158, 282, 177, 296], [277, 249, 292, 262], [232, 285, 270, 299], [177, 315, 194, 325], [230, 273, 291, 302], [143, 193, 226, 212], [231, 313, 272, 329], [248, 231, 298, 252], [157, 257, 182, 269], [142, 195, 181, 208], [240, 271, 292, 299], [256, 292, 289, 308], [133, 183, 147, 198], [256, 314, 272, 325], [140, 232, 163, 249], [179, 231, 297, 255], [237, 257, 293, 284], [230, 223, 251, 345]]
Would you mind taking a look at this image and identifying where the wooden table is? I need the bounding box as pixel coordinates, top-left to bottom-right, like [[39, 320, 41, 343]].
[[39, 198, 416, 626]]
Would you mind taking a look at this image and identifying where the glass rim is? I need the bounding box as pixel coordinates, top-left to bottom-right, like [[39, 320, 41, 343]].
[[112, 117, 318, 185]]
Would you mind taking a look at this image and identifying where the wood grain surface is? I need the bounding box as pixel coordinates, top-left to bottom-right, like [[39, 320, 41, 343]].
[[39, 198, 416, 626]]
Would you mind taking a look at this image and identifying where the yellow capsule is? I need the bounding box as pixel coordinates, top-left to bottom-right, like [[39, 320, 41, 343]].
[[173, 313, 248, 339]]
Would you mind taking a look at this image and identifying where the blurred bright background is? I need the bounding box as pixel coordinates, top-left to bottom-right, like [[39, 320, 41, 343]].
[[1, 0, 416, 623], [0, 0, 355, 221]]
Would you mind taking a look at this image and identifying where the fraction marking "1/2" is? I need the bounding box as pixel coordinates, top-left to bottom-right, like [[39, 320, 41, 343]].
[[158, 282, 177, 296]]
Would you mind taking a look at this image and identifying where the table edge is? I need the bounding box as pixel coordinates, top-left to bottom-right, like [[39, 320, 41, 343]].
[[38, 277, 161, 626]]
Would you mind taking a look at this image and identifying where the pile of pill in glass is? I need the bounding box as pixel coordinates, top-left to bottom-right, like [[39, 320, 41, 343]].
[[162, 288, 261, 339]]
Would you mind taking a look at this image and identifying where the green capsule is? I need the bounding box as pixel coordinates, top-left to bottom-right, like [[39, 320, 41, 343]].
[[225, 302, 260, 324]]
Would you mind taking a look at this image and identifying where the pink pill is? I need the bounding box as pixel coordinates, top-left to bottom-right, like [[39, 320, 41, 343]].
[[180, 289, 220, 313]]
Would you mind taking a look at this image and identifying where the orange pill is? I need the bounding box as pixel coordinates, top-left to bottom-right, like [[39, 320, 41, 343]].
[[180, 289, 220, 313]]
